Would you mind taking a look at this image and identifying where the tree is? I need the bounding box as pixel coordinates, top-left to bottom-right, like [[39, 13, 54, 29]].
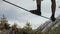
[[0, 15, 10, 30], [23, 22, 33, 34]]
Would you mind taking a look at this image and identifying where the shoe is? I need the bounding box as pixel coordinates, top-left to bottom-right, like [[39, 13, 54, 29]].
[[29, 10, 41, 16], [50, 16, 56, 21]]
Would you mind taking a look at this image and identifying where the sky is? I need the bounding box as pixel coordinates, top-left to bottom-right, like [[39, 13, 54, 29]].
[[0, 0, 60, 29]]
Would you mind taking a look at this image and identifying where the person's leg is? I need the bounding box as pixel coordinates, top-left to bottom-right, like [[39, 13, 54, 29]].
[[29, 0, 41, 16], [51, 0, 56, 21], [29, 0, 42, 16], [37, 4, 41, 16], [37, 0, 41, 16], [29, 4, 41, 16]]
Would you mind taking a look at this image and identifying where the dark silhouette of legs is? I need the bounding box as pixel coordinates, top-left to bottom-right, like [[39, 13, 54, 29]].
[[50, 0, 56, 21], [29, 4, 41, 16], [29, 0, 41, 16], [29, 0, 56, 22], [37, 4, 41, 16]]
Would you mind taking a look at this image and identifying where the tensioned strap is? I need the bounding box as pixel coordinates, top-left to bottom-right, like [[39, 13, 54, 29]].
[[3, 0, 29, 11], [3, 0, 50, 20]]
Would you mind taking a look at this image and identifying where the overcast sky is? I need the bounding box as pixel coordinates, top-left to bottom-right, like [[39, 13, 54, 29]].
[[0, 0, 60, 29]]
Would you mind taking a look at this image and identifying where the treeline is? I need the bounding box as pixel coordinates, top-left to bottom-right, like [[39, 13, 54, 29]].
[[0, 21, 60, 34], [0, 16, 60, 34], [0, 21, 42, 34]]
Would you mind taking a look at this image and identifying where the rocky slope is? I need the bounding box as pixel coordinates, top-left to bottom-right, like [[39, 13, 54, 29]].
[[37, 15, 60, 32]]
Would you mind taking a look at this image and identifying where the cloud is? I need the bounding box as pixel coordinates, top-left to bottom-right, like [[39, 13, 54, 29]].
[[0, 0, 60, 29]]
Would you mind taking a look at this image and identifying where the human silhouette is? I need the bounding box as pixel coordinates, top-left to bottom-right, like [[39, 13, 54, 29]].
[[29, 0, 56, 21], [30, 0, 42, 16], [3, 0, 56, 21], [50, 0, 56, 21]]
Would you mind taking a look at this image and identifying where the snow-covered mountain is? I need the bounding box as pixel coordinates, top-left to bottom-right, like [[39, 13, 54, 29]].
[[37, 15, 60, 32]]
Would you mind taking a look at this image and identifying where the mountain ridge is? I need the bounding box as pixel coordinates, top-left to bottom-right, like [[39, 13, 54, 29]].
[[37, 15, 60, 32]]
